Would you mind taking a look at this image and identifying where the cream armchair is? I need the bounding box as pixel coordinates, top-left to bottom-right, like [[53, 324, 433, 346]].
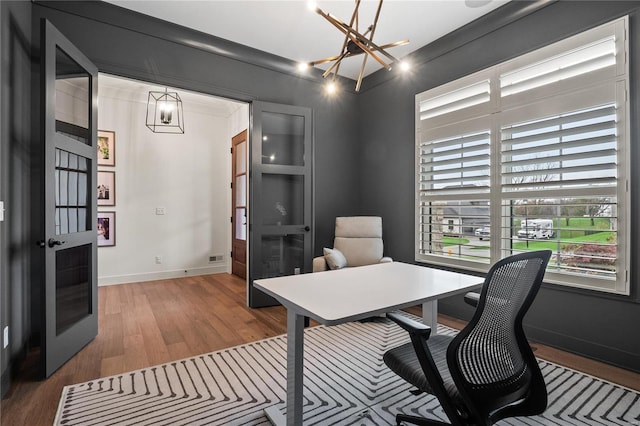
[[313, 216, 392, 272]]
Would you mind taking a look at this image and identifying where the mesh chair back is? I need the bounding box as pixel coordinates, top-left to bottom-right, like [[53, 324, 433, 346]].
[[447, 250, 551, 421]]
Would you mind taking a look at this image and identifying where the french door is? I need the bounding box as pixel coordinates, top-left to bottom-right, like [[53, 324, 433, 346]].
[[41, 20, 98, 377], [248, 101, 313, 307], [232, 130, 248, 279]]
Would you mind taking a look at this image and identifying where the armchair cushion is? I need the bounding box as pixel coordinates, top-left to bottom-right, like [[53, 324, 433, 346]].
[[333, 216, 384, 266], [312, 256, 329, 272], [334, 216, 383, 238], [334, 238, 383, 267], [313, 216, 392, 272], [323, 247, 347, 270]]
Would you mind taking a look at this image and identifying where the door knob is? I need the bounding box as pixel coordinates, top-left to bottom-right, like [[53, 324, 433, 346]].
[[303, 226, 310, 232], [48, 238, 65, 248]]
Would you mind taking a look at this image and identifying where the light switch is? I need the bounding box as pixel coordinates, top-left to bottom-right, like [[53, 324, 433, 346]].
[[155, 207, 166, 215]]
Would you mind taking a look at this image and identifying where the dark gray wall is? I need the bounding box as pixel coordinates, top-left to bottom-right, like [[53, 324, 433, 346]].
[[1, 0, 35, 398], [357, 0, 640, 372], [30, 0, 363, 255]]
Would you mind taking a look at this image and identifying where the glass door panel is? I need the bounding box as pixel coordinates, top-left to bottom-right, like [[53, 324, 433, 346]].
[[262, 112, 305, 166], [249, 101, 313, 307], [236, 140, 247, 173], [55, 148, 89, 235], [235, 207, 247, 240], [56, 244, 91, 335], [261, 174, 304, 226], [236, 174, 247, 207], [55, 47, 90, 145], [260, 235, 305, 278]]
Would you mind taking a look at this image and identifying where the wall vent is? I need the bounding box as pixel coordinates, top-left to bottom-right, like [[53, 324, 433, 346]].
[[209, 255, 224, 262]]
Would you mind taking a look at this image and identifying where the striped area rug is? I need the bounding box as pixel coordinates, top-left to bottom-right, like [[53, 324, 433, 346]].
[[55, 317, 640, 425]]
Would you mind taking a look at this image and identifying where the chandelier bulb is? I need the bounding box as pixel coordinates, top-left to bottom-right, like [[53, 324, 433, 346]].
[[297, 62, 310, 72]]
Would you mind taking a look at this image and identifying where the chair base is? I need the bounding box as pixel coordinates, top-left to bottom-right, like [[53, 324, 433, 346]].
[[396, 413, 451, 426]]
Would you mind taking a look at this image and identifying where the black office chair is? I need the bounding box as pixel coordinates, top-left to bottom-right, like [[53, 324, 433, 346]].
[[383, 250, 551, 426]]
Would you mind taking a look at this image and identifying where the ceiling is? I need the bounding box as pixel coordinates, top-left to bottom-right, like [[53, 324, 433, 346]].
[[103, 0, 509, 81]]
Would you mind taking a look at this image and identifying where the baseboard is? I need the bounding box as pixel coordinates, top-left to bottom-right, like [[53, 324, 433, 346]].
[[98, 265, 230, 286], [525, 324, 640, 374], [1, 366, 10, 399]]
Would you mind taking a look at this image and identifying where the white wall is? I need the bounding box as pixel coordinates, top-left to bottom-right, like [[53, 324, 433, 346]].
[[97, 81, 247, 285], [230, 103, 249, 137]]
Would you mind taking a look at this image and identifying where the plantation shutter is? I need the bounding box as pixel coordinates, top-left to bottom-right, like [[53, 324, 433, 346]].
[[415, 17, 629, 294], [500, 36, 617, 97], [501, 104, 617, 192]]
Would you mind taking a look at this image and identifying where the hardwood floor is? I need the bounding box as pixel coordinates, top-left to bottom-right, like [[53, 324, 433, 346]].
[[1, 274, 638, 425]]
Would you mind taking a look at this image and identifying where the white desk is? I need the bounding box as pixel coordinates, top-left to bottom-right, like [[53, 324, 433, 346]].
[[254, 262, 482, 426]]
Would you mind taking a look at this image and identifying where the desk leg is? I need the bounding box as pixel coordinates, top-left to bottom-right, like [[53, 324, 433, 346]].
[[422, 300, 438, 335], [286, 310, 305, 425], [265, 309, 305, 426]]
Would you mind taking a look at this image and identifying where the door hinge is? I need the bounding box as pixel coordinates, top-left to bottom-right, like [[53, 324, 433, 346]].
[[230, 251, 233, 258], [230, 216, 233, 223], [230, 147, 233, 154], [230, 182, 233, 189]]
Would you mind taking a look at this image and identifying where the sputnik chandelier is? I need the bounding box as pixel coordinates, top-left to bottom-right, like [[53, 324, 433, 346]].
[[301, 0, 409, 92]]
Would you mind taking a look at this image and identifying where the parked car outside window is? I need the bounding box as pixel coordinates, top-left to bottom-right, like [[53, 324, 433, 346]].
[[475, 226, 490, 241]]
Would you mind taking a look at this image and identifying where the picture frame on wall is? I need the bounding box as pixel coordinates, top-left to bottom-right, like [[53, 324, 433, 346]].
[[97, 130, 116, 166], [97, 211, 115, 247], [97, 171, 115, 206]]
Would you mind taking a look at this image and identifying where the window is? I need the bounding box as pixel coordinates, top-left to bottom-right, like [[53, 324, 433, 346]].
[[415, 17, 629, 294]]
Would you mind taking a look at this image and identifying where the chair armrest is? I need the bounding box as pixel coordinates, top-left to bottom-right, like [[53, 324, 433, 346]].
[[387, 312, 431, 338], [464, 291, 480, 307], [379, 256, 393, 263], [312, 256, 328, 272]]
